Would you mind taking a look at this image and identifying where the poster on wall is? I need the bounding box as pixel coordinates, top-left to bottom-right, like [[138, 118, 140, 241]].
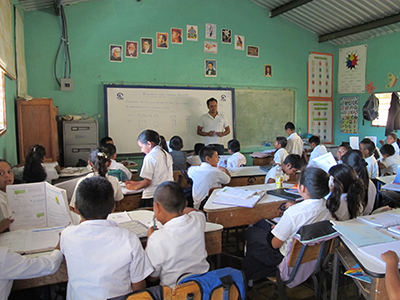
[[307, 99, 333, 144], [307, 52, 333, 98], [338, 44, 367, 94], [340, 96, 359, 134]]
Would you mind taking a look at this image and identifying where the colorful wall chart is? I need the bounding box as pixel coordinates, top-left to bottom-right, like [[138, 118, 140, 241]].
[[307, 52, 333, 98], [340, 96, 359, 134], [307, 99, 333, 143], [338, 44, 367, 94]]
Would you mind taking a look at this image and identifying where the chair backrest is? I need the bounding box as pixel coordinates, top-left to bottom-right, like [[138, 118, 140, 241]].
[[172, 281, 202, 300], [287, 239, 325, 268], [124, 286, 171, 300], [173, 170, 192, 188]]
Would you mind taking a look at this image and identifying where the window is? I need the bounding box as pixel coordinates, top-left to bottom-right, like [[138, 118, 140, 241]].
[[0, 70, 5, 136], [371, 92, 397, 127]]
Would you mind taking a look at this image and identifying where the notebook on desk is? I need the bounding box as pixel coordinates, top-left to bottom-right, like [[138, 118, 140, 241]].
[[259, 165, 273, 172], [266, 188, 303, 201]]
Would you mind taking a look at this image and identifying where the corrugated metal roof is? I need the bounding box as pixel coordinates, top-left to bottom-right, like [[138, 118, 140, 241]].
[[250, 0, 400, 45]]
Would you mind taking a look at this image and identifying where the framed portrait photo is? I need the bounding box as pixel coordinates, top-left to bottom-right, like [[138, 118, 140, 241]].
[[205, 60, 217, 77], [222, 29, 231, 44], [141, 38, 153, 54], [125, 41, 138, 58], [109, 45, 122, 62], [265, 64, 272, 77], [171, 28, 183, 44], [156, 32, 169, 49]]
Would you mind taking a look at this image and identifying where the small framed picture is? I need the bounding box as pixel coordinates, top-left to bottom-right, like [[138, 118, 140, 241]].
[[234, 35, 245, 50], [141, 38, 153, 54], [109, 45, 122, 62], [156, 32, 169, 49], [265, 65, 272, 77], [205, 60, 217, 77], [205, 23, 217, 39], [186, 25, 198, 41], [204, 41, 218, 54], [247, 45, 259, 58], [125, 41, 138, 58], [222, 29, 231, 44], [171, 28, 183, 44]]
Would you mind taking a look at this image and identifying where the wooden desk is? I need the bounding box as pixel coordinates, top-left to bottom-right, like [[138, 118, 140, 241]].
[[13, 210, 223, 291], [204, 183, 292, 228], [252, 156, 273, 166], [227, 166, 267, 186]]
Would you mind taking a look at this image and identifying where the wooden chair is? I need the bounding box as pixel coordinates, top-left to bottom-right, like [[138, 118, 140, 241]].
[[173, 170, 192, 189], [126, 286, 172, 300], [172, 281, 202, 300]]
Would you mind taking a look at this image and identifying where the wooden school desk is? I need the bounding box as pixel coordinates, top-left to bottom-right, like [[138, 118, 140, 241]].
[[12, 210, 223, 291], [227, 166, 267, 186], [204, 183, 293, 228]]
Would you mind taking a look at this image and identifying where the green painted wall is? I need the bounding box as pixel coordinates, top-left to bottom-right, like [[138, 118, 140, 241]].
[[23, 0, 337, 147]]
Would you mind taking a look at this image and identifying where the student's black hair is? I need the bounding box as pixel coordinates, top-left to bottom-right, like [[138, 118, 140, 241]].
[[100, 136, 113, 147], [360, 138, 375, 155], [199, 145, 218, 162], [170, 136, 183, 151], [194, 143, 205, 155], [137, 129, 169, 152], [89, 147, 110, 177], [206, 97, 217, 107], [380, 144, 395, 156], [23, 144, 47, 183], [298, 167, 329, 199], [75, 176, 115, 220], [283, 154, 303, 169], [276, 136, 287, 148], [309, 135, 320, 146], [327, 164, 365, 220], [154, 181, 186, 214], [341, 150, 369, 207], [228, 139, 240, 153], [104, 143, 117, 157], [387, 132, 398, 141], [284, 122, 295, 131], [338, 142, 352, 151], [0, 159, 11, 168]]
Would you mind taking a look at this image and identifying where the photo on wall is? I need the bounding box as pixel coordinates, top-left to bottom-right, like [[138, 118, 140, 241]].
[[186, 25, 198, 41], [234, 35, 244, 50], [141, 38, 153, 54], [204, 41, 218, 54], [265, 64, 272, 77], [156, 32, 169, 49], [109, 45, 122, 62], [205, 60, 217, 77], [222, 29, 231, 44], [205, 23, 217, 39], [247, 45, 259, 58], [125, 41, 138, 58], [171, 28, 183, 44]]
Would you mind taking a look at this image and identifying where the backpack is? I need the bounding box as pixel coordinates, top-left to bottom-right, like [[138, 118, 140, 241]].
[[178, 267, 246, 300], [363, 94, 379, 123]]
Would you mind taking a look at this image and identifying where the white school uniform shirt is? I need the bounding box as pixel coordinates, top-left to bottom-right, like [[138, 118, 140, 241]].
[[198, 112, 229, 145], [0, 191, 11, 221], [365, 155, 378, 179], [286, 133, 303, 156], [380, 154, 400, 174], [273, 148, 288, 165], [146, 211, 209, 288], [109, 159, 132, 180], [0, 247, 63, 299], [264, 165, 289, 184], [140, 146, 173, 199], [391, 142, 400, 155], [187, 162, 231, 209], [308, 145, 328, 165], [60, 220, 153, 300], [271, 198, 332, 256], [362, 179, 377, 215], [227, 152, 247, 168], [12, 163, 59, 183], [70, 172, 124, 207], [333, 193, 362, 221]]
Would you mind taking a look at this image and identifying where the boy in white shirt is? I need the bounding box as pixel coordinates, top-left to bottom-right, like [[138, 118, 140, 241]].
[[272, 136, 289, 165], [378, 144, 400, 174], [360, 138, 379, 179], [265, 154, 303, 184], [104, 143, 132, 180], [146, 181, 209, 288], [379, 132, 400, 155], [226, 139, 246, 168], [61, 177, 153, 300], [284, 122, 303, 156], [188, 145, 231, 209], [307, 135, 327, 167]]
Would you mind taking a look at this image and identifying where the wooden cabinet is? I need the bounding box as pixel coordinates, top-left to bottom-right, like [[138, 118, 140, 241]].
[[17, 98, 59, 163]]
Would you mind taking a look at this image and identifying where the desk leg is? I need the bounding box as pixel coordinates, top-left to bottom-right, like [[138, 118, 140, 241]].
[[370, 277, 389, 300], [330, 250, 340, 300]]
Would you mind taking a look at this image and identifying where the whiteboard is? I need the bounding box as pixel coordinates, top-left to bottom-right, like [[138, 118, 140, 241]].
[[105, 85, 235, 154]]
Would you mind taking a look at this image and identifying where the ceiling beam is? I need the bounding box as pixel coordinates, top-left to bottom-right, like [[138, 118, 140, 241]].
[[319, 13, 400, 43], [270, 0, 314, 18]]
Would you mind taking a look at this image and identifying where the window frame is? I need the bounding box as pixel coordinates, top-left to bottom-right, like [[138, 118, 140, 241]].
[[371, 92, 396, 127], [0, 70, 6, 136]]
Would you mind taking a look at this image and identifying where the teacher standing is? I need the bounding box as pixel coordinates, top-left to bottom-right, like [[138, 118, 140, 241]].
[[197, 98, 230, 155]]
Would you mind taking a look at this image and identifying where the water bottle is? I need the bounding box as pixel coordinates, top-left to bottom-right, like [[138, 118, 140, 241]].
[[275, 165, 283, 189]]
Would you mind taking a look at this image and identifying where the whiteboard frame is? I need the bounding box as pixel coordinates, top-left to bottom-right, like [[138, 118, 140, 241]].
[[104, 84, 236, 155]]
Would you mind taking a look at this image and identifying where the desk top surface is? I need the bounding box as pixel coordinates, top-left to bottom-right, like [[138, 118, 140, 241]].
[[204, 183, 293, 211], [228, 166, 267, 177], [376, 174, 396, 184]]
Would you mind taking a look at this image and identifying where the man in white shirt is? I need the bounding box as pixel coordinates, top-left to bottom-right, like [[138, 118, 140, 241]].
[[284, 122, 303, 156], [197, 98, 230, 155]]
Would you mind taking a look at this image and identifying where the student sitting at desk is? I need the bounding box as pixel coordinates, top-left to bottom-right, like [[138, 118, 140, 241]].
[[272, 136, 288, 165], [336, 142, 352, 163], [306, 136, 327, 167], [0, 160, 13, 222], [379, 132, 400, 155], [169, 135, 187, 171], [146, 181, 209, 288], [264, 154, 303, 184], [186, 143, 204, 166], [360, 138, 379, 179], [243, 167, 333, 280], [61, 177, 153, 299], [125, 130, 173, 207], [378, 144, 400, 175], [104, 143, 132, 181], [188, 145, 231, 209], [70, 147, 123, 208], [226, 139, 246, 168], [326, 164, 365, 221]]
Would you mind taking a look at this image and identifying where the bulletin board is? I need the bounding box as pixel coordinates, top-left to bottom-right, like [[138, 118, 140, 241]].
[[307, 99, 333, 144], [340, 96, 359, 134]]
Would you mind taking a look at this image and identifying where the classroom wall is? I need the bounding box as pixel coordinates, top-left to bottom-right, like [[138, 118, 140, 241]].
[[22, 0, 337, 148], [333, 32, 400, 145]]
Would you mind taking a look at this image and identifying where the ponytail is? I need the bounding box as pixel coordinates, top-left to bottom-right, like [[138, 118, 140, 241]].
[[298, 167, 329, 199], [23, 144, 47, 183], [159, 135, 168, 152], [89, 147, 110, 177]]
